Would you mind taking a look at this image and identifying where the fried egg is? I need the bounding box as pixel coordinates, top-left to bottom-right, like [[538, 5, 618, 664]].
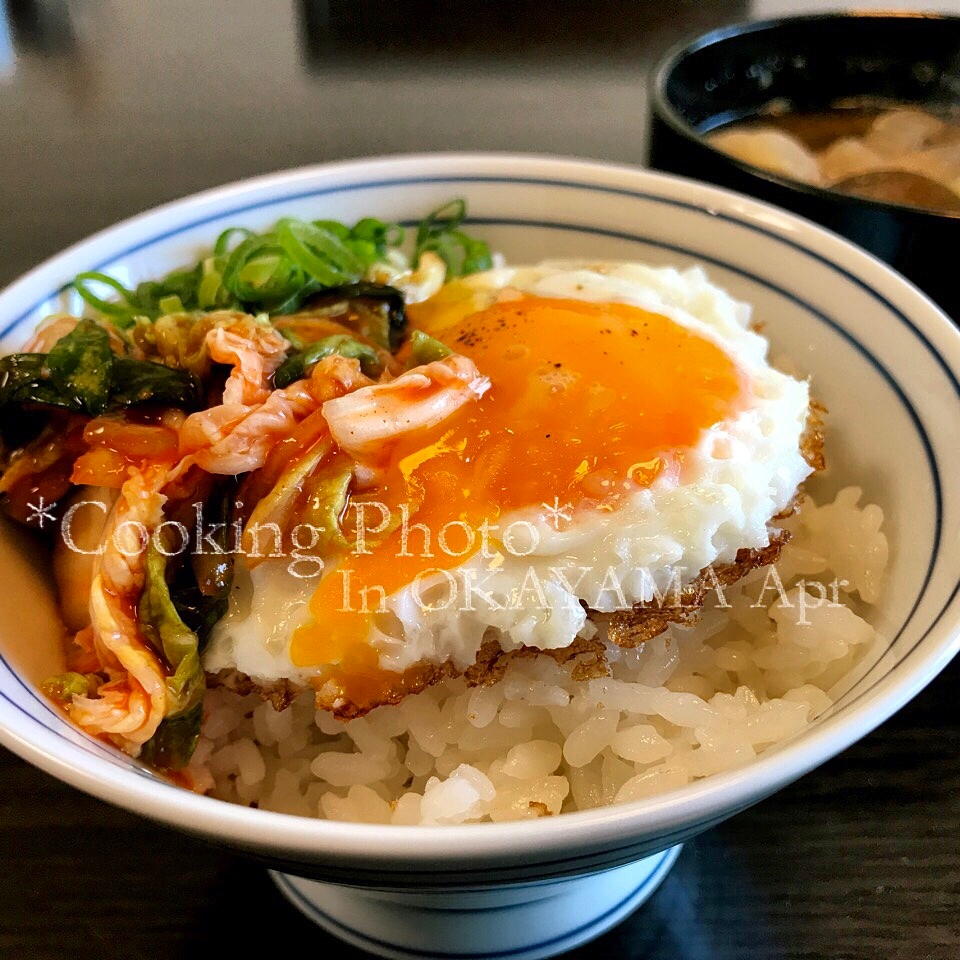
[[204, 262, 814, 713]]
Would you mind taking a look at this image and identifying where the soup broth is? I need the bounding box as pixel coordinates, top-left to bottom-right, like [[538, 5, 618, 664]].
[[710, 102, 960, 214]]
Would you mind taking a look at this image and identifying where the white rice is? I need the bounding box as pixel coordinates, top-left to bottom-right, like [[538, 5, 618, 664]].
[[189, 487, 887, 823]]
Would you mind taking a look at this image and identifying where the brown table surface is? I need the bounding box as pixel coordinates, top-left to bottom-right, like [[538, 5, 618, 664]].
[[0, 2, 958, 958]]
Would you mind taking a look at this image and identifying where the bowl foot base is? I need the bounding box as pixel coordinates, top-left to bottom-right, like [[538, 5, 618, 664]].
[[270, 844, 681, 960]]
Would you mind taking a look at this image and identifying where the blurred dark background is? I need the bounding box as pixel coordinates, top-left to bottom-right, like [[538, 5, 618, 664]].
[[1, 0, 747, 285], [296, 0, 744, 64]]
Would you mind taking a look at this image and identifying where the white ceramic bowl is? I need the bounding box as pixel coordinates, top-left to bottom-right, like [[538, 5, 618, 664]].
[[1, 154, 959, 960]]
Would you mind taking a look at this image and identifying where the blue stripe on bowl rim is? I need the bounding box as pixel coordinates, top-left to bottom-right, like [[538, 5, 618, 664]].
[[0, 171, 957, 880], [247, 805, 744, 886], [271, 844, 680, 959]]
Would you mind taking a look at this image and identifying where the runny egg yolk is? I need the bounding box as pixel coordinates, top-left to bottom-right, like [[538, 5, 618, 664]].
[[292, 292, 747, 710]]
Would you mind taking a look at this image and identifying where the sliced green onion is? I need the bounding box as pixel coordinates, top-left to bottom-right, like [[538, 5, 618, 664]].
[[74, 272, 140, 320], [275, 219, 365, 285], [413, 200, 490, 277], [69, 202, 485, 327], [267, 277, 323, 316], [311, 219, 352, 241], [351, 218, 405, 261], [214, 226, 255, 257], [197, 257, 230, 309], [158, 295, 185, 315], [416, 200, 467, 254], [221, 235, 304, 302]]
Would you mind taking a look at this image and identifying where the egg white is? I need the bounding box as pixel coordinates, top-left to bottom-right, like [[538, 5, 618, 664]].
[[204, 262, 813, 683]]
